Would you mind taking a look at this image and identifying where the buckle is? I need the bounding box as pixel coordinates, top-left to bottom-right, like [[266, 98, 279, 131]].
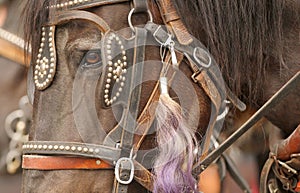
[[114, 157, 135, 185]]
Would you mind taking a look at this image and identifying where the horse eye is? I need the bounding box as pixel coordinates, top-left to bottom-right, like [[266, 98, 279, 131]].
[[81, 50, 102, 68], [86, 51, 100, 63]]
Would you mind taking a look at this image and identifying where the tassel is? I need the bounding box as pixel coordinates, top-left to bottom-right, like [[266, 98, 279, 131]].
[[153, 77, 198, 193]]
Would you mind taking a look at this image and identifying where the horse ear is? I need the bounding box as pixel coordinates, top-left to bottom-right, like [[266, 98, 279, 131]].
[[153, 77, 198, 193]]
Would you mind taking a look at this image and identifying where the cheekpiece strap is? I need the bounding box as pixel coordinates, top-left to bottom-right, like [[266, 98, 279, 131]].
[[132, 0, 148, 13]]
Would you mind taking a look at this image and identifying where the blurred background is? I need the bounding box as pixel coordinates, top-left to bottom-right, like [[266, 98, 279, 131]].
[[0, 0, 30, 192]]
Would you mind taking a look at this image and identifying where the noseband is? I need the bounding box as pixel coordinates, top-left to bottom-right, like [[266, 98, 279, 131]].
[[23, 0, 245, 192]]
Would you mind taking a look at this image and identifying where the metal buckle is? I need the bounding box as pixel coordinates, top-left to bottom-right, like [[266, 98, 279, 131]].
[[114, 157, 135, 185], [193, 47, 212, 68]]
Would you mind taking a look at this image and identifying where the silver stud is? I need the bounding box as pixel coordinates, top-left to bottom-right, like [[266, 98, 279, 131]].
[[65, 146, 70, 151], [38, 145, 43, 149], [77, 146, 82, 151], [48, 145, 53, 150], [83, 148, 88, 152], [71, 146, 76, 151], [43, 145, 48, 150], [59, 145, 64, 150], [96, 160, 101, 165], [54, 145, 59, 150]]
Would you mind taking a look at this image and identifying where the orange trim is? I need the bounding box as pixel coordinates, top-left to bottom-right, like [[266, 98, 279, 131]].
[[22, 155, 113, 170], [295, 181, 300, 192]]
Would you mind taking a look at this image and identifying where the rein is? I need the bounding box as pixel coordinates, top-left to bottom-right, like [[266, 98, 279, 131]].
[[22, 0, 245, 192], [0, 28, 30, 66]]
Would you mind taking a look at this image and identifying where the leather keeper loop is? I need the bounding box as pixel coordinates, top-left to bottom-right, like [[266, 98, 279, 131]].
[[132, 0, 148, 13]]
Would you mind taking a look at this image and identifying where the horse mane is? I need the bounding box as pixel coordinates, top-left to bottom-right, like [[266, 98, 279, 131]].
[[172, 0, 299, 104], [23, 0, 51, 63], [24, 0, 300, 103]]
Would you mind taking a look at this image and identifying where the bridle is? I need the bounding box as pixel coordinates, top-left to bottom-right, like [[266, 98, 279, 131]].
[[22, 0, 246, 192], [0, 27, 30, 66]]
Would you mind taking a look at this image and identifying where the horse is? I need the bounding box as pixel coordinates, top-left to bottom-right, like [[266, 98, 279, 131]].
[[22, 0, 299, 193], [0, 0, 30, 192]]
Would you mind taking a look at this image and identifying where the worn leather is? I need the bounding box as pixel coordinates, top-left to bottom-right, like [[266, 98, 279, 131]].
[[22, 155, 113, 170], [132, 0, 148, 13], [49, 10, 110, 33], [276, 125, 300, 160], [156, 0, 193, 45], [113, 27, 148, 193]]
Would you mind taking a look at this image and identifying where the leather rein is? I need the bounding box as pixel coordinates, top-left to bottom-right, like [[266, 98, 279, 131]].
[[0, 28, 30, 66], [22, 0, 246, 192]]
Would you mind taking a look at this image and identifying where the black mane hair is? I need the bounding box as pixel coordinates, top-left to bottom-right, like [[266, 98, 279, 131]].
[[172, 0, 299, 103], [24, 0, 300, 103]]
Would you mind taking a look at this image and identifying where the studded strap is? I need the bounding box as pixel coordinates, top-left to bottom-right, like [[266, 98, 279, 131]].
[[23, 141, 121, 162], [48, 0, 130, 11]]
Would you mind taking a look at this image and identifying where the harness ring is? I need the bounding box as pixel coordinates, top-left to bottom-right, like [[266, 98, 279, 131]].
[[128, 8, 153, 32]]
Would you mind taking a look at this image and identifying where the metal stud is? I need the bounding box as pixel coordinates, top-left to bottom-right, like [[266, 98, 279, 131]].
[[34, 26, 56, 90]]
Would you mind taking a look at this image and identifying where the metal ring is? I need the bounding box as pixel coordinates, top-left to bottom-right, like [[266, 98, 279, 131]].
[[128, 8, 153, 32], [193, 47, 212, 68], [114, 157, 135, 185]]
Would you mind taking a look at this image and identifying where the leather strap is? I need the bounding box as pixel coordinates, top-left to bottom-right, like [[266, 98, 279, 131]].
[[193, 70, 223, 157], [48, 10, 110, 33], [113, 27, 148, 193], [49, 0, 130, 11], [23, 141, 121, 162], [132, 0, 148, 13], [276, 124, 300, 160], [0, 37, 30, 67], [156, 0, 193, 45], [133, 52, 183, 152], [22, 155, 113, 170]]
